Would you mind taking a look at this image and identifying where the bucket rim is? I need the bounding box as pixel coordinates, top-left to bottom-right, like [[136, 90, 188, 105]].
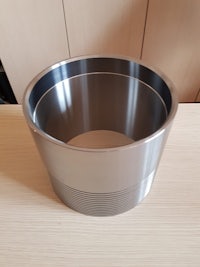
[[22, 55, 178, 152]]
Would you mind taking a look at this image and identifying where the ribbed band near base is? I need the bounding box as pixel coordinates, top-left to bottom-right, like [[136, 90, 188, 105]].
[[50, 173, 154, 216]]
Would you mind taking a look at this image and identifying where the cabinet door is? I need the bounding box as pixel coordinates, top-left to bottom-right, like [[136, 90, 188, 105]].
[[63, 0, 148, 58], [0, 0, 69, 103], [142, 0, 200, 102]]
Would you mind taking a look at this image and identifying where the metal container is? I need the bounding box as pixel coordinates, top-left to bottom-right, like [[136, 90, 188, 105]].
[[23, 56, 178, 216]]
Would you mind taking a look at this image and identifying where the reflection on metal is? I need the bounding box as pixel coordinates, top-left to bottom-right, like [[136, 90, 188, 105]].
[[56, 80, 72, 112]]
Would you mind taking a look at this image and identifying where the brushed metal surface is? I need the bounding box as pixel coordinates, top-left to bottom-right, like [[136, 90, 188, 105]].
[[23, 56, 178, 216], [50, 171, 155, 216]]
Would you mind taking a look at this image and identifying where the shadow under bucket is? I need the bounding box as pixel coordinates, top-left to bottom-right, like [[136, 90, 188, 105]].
[[23, 56, 178, 216]]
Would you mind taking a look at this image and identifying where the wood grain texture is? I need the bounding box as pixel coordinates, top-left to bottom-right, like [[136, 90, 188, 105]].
[[64, 0, 148, 57], [67, 130, 134, 148], [0, 0, 69, 103], [0, 104, 200, 266], [142, 0, 200, 102]]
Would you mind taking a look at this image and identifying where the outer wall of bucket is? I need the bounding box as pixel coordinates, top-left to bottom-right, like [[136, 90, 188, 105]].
[[23, 56, 178, 216]]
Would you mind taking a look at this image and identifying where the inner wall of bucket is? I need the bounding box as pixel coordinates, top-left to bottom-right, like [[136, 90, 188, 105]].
[[33, 73, 167, 143]]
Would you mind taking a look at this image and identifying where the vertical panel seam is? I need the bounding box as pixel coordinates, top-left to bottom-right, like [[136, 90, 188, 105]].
[[62, 0, 71, 58], [140, 0, 150, 59], [194, 88, 200, 102]]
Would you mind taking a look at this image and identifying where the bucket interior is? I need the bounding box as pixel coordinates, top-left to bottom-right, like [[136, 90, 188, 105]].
[[26, 58, 172, 144]]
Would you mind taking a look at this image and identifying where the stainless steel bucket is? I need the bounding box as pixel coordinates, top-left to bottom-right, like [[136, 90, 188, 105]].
[[23, 56, 178, 216]]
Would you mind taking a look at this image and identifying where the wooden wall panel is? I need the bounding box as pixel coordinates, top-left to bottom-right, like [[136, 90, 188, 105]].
[[0, 0, 69, 103], [142, 0, 200, 102], [64, 0, 148, 58]]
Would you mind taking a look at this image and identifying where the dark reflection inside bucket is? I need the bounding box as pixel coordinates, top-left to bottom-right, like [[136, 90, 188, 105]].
[[34, 73, 167, 143]]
